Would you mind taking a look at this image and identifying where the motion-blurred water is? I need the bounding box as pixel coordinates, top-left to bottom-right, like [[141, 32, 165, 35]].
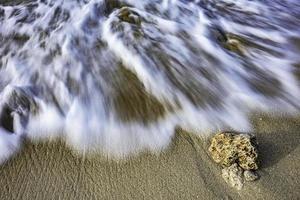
[[0, 0, 299, 161]]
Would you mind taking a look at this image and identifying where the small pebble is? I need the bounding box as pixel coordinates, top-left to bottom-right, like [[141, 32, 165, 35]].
[[244, 170, 259, 182], [222, 163, 244, 190]]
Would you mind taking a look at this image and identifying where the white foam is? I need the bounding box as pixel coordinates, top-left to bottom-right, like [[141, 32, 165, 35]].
[[0, 128, 21, 164], [0, 0, 299, 162]]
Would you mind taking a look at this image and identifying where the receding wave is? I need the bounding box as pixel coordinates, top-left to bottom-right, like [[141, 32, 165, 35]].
[[0, 0, 299, 161]]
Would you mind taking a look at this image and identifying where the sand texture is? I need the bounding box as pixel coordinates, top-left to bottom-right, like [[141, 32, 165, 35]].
[[0, 114, 299, 200]]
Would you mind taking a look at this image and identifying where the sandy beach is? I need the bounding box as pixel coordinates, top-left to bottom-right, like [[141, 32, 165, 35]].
[[0, 114, 299, 200], [0, 0, 300, 199]]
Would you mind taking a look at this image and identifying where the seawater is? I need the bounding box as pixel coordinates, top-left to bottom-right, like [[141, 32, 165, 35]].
[[0, 0, 299, 162]]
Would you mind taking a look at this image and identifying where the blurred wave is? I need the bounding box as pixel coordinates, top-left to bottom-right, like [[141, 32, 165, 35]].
[[0, 0, 299, 161]]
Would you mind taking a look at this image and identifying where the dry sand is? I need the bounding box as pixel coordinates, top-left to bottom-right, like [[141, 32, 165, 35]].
[[0, 114, 299, 200]]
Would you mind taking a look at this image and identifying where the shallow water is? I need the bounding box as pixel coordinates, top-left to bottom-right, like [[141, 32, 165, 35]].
[[0, 0, 299, 160]]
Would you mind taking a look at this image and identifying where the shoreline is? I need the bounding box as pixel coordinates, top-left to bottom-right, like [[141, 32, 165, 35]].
[[0, 113, 299, 199]]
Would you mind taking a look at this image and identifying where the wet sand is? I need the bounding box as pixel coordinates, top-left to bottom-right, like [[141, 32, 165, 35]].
[[0, 114, 299, 200]]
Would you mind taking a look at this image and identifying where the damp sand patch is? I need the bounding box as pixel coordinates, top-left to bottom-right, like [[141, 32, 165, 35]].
[[0, 113, 299, 199]]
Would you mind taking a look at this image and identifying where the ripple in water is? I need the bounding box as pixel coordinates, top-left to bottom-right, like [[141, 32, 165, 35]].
[[0, 0, 299, 161]]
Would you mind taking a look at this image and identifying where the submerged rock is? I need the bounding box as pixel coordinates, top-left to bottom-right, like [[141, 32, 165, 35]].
[[224, 37, 244, 54], [6, 87, 39, 116], [110, 6, 145, 40], [208, 132, 258, 170], [0, 87, 38, 133], [222, 163, 244, 190], [213, 28, 244, 55], [103, 0, 128, 16], [117, 7, 141, 26]]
